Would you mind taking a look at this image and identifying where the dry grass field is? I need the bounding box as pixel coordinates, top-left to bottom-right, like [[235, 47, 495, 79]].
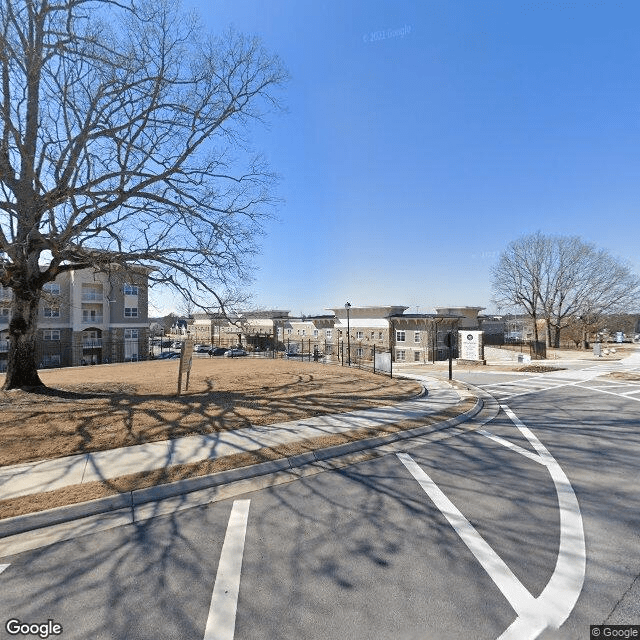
[[0, 357, 423, 467]]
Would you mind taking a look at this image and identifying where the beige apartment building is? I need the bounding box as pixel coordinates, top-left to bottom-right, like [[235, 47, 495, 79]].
[[0, 265, 151, 371], [168, 304, 486, 363], [331, 306, 463, 364]]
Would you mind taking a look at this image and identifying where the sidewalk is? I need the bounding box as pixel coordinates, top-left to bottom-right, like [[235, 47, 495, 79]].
[[0, 377, 463, 502], [0, 374, 487, 550]]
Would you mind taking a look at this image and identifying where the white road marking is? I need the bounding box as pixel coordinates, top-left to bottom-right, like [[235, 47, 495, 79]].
[[477, 429, 545, 465], [397, 453, 537, 615], [203, 500, 251, 640], [398, 404, 586, 640], [0, 563, 9, 574], [499, 405, 586, 639], [578, 384, 640, 402]]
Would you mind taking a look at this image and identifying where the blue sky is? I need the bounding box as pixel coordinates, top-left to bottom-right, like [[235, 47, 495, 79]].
[[153, 0, 640, 316]]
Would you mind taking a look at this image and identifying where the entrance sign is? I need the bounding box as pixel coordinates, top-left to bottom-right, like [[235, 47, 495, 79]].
[[459, 330, 484, 362], [177, 338, 194, 396], [374, 350, 392, 374]]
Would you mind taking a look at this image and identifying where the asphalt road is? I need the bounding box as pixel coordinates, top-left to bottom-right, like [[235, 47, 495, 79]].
[[1, 361, 639, 639]]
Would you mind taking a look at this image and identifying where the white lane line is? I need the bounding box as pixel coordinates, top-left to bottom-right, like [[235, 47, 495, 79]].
[[203, 500, 251, 640], [476, 430, 545, 465], [578, 385, 640, 402], [0, 563, 9, 574], [396, 453, 537, 617], [498, 405, 586, 639]]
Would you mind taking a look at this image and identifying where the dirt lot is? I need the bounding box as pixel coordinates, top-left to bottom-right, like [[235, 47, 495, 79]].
[[0, 357, 423, 467]]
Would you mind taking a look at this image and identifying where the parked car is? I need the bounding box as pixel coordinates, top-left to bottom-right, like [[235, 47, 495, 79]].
[[194, 344, 211, 353], [208, 347, 228, 356], [224, 348, 248, 358], [172, 341, 183, 348], [156, 351, 179, 359]]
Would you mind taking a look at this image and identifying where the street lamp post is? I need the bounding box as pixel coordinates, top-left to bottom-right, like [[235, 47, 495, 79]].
[[345, 302, 351, 366]]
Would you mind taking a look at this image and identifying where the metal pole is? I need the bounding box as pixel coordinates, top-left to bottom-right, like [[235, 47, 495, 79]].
[[346, 303, 351, 366]]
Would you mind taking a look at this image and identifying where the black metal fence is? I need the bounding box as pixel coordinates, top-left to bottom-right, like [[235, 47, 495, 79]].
[[0, 336, 151, 372]]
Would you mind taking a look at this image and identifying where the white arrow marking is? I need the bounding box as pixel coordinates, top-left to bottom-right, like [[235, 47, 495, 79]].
[[397, 453, 537, 615], [398, 404, 585, 640], [203, 500, 251, 640], [498, 406, 585, 639]]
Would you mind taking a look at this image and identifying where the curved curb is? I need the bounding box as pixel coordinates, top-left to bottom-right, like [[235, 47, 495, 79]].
[[0, 390, 483, 544]]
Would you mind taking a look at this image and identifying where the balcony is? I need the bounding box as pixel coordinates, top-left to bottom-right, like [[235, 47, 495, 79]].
[[81, 292, 103, 302], [82, 338, 102, 348], [82, 314, 103, 324], [0, 340, 8, 353]]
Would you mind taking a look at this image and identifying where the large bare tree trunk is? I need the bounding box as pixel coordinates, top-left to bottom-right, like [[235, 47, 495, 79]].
[[3, 289, 44, 389]]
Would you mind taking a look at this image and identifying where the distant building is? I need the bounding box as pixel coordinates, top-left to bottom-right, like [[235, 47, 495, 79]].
[[330, 305, 462, 364], [0, 265, 151, 370]]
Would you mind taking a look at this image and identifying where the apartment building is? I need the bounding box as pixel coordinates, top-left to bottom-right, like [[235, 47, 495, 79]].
[[330, 306, 463, 364], [161, 304, 496, 363], [0, 265, 151, 370]]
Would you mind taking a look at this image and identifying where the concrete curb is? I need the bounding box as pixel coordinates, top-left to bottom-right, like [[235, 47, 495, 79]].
[[0, 393, 482, 540]]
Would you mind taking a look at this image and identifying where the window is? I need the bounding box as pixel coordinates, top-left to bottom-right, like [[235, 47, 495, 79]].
[[356, 347, 364, 358], [396, 331, 406, 342], [326, 329, 332, 339], [124, 329, 139, 339], [124, 307, 138, 318], [313, 329, 319, 337], [414, 331, 421, 343], [43, 307, 60, 318], [0, 308, 9, 317], [43, 329, 60, 341], [81, 283, 103, 301], [43, 283, 60, 295], [371, 331, 375, 338], [301, 329, 306, 336], [378, 331, 383, 340], [414, 351, 421, 362], [82, 309, 102, 323], [287, 328, 292, 335], [396, 350, 406, 361], [41, 354, 61, 368], [123, 284, 139, 295], [356, 331, 364, 340]]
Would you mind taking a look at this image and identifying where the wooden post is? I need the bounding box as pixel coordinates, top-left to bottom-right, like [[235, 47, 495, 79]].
[[177, 338, 194, 396]]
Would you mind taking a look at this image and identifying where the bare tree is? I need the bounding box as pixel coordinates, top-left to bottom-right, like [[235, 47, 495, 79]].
[[493, 233, 640, 349], [491, 232, 549, 344], [0, 0, 286, 388]]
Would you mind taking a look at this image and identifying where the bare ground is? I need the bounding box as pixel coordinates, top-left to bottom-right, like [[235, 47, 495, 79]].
[[0, 357, 423, 467], [0, 358, 481, 519]]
